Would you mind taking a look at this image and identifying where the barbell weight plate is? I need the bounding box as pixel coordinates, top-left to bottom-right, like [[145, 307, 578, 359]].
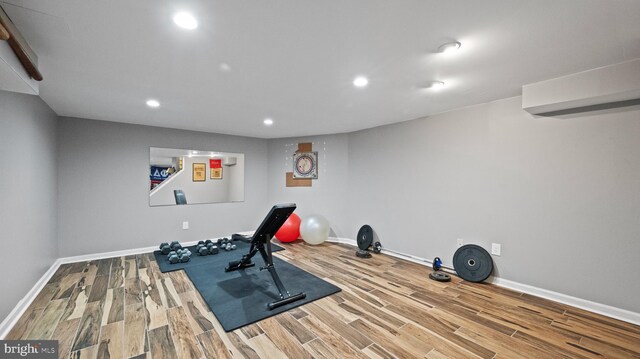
[[428, 272, 451, 282], [356, 225, 374, 250], [452, 244, 493, 283]]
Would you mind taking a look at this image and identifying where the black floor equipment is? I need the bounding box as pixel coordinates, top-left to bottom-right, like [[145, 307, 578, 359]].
[[429, 271, 451, 282], [225, 203, 306, 310], [452, 244, 493, 283], [355, 224, 374, 258], [428, 256, 451, 282]]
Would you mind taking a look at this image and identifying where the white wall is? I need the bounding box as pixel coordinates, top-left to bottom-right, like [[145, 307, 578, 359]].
[[267, 135, 351, 237], [347, 97, 640, 313], [0, 90, 58, 320], [265, 97, 640, 314], [57, 117, 269, 256]]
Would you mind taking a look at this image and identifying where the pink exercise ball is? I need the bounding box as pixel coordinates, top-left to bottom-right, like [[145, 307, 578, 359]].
[[275, 213, 301, 243]]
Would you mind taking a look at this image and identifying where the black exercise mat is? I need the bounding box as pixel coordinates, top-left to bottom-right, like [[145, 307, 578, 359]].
[[153, 240, 284, 273], [185, 255, 341, 332]]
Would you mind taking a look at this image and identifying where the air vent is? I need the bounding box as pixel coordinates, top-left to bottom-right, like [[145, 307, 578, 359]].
[[522, 58, 640, 115]]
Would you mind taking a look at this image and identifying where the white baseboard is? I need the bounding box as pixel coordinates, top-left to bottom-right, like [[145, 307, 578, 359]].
[[0, 258, 63, 339], [0, 234, 243, 339], [2, 236, 637, 339], [327, 237, 640, 326]]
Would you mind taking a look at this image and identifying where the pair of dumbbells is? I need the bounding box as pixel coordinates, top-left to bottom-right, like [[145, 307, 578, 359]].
[[159, 241, 183, 255], [168, 248, 191, 264], [217, 238, 237, 251], [196, 240, 219, 256]]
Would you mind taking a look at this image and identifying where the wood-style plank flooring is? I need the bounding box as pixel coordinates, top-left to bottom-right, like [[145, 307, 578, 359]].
[[6, 242, 640, 358]]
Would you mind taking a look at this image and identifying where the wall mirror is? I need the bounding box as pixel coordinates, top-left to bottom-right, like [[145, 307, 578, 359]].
[[149, 147, 245, 206]]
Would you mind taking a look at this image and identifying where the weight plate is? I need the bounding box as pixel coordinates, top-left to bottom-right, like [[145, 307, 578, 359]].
[[356, 225, 374, 250], [429, 271, 451, 282], [452, 244, 493, 283]]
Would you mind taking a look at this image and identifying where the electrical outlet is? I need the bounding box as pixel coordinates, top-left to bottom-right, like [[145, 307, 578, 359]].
[[182, 221, 189, 230], [457, 238, 464, 247], [491, 243, 501, 256]]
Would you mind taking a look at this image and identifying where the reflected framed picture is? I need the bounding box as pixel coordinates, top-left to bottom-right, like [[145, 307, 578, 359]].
[[192, 163, 206, 182], [211, 167, 222, 179]]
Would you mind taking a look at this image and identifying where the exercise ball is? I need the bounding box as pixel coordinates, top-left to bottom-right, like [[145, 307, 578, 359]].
[[300, 215, 330, 245], [275, 213, 301, 243]]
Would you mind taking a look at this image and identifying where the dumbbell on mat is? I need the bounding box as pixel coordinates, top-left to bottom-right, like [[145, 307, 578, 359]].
[[159, 242, 171, 254]]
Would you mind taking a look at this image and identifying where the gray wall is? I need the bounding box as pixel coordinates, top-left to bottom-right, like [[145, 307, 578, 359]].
[[0, 90, 58, 320], [57, 118, 269, 256], [267, 135, 351, 237], [347, 97, 640, 313]]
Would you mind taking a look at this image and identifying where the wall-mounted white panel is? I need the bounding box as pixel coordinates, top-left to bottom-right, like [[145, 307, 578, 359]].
[[0, 40, 38, 95], [523, 58, 640, 114]]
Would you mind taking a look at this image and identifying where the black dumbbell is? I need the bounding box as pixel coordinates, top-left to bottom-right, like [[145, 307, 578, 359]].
[[159, 243, 171, 254], [198, 240, 205, 245], [179, 252, 191, 263], [209, 245, 219, 255], [167, 250, 176, 258], [198, 246, 209, 256], [205, 239, 213, 245], [168, 254, 179, 264], [170, 241, 182, 250]]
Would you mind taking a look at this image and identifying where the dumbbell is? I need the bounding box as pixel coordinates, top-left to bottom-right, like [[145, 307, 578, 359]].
[[167, 250, 176, 259], [196, 243, 206, 255], [170, 241, 182, 250], [168, 254, 179, 264], [205, 239, 213, 245], [159, 242, 171, 254], [179, 251, 191, 263], [198, 240, 205, 246], [209, 245, 219, 255]]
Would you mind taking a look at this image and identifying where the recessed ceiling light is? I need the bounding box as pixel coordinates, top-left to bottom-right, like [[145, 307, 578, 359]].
[[173, 12, 198, 30], [423, 81, 445, 90], [146, 99, 160, 108], [353, 76, 369, 88], [438, 41, 461, 53], [263, 118, 274, 126]]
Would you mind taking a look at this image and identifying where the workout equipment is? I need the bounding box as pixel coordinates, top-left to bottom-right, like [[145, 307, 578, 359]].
[[433, 257, 443, 271], [226, 203, 307, 310], [275, 213, 301, 243], [232, 233, 252, 243], [429, 271, 451, 282], [167, 247, 191, 264], [197, 242, 219, 256], [300, 215, 330, 245], [453, 244, 493, 283], [170, 241, 182, 251], [355, 225, 379, 258], [372, 241, 382, 254], [159, 242, 171, 255]]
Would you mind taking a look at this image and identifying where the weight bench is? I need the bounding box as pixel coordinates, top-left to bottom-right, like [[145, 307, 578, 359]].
[[225, 203, 306, 310]]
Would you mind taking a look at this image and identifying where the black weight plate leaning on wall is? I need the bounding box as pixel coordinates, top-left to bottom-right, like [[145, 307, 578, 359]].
[[452, 244, 493, 283], [356, 225, 374, 250]]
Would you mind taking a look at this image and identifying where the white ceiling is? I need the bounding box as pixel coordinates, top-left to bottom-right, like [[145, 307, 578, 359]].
[[3, 0, 640, 138]]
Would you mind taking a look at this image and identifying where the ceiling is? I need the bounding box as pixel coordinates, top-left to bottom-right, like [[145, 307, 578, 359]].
[[3, 0, 640, 138]]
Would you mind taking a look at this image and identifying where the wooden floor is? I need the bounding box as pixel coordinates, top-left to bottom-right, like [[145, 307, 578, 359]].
[[6, 242, 640, 359]]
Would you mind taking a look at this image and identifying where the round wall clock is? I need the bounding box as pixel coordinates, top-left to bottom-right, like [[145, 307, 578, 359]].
[[293, 151, 318, 179]]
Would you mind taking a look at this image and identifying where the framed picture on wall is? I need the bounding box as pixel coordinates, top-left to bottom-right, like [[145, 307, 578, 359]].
[[211, 167, 222, 179], [192, 163, 206, 182]]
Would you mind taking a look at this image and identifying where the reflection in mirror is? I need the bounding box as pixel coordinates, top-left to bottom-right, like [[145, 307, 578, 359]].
[[149, 147, 245, 206]]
